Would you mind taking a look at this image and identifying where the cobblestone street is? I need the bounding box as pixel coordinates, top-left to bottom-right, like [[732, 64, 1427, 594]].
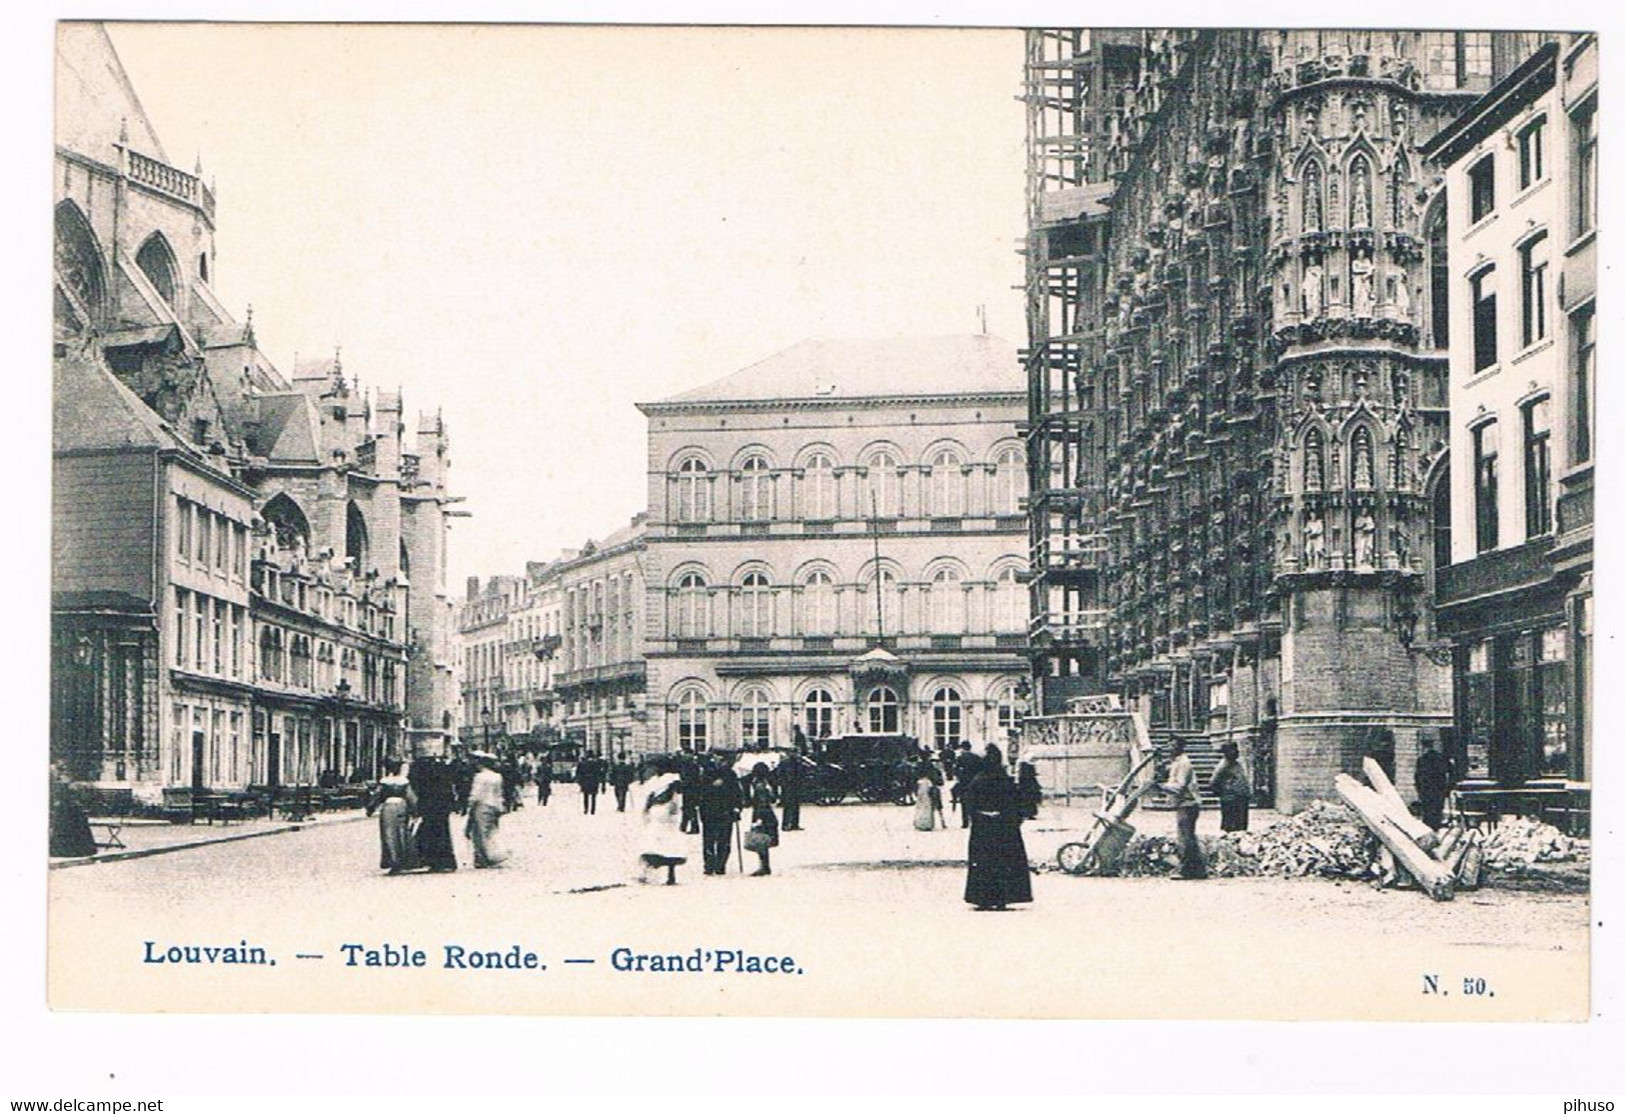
[[49, 796, 1588, 1020]]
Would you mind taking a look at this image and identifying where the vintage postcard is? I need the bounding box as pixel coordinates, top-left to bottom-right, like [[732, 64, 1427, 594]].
[[47, 22, 1595, 1020]]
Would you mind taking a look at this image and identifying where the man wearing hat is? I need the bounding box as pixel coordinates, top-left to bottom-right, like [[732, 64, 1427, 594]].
[[1207, 741, 1251, 833]]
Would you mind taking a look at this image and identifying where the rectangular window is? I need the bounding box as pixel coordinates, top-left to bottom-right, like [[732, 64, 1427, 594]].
[[1474, 421, 1500, 553], [174, 589, 188, 667], [1471, 267, 1498, 372], [1523, 398, 1552, 538], [193, 593, 207, 672], [176, 499, 191, 560], [1517, 117, 1545, 191], [234, 524, 247, 579], [215, 514, 229, 571], [1573, 99, 1597, 237], [1519, 233, 1548, 348], [1572, 307, 1595, 464], [212, 599, 225, 674], [1468, 157, 1495, 223], [197, 512, 211, 568], [230, 606, 243, 678]]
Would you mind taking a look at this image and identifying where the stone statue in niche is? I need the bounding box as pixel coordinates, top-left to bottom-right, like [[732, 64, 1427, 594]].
[[1393, 522, 1410, 568], [1303, 515, 1326, 567], [1392, 265, 1412, 319], [1352, 100, 1368, 133], [1303, 102, 1318, 140], [1351, 251, 1375, 317], [1354, 510, 1377, 568], [1391, 100, 1409, 142], [1301, 261, 1324, 315]]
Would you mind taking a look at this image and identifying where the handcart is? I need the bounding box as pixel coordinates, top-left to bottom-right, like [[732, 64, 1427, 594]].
[[1055, 751, 1159, 876]]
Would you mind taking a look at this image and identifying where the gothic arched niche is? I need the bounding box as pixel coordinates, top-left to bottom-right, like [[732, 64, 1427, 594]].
[[346, 501, 370, 572], [1350, 425, 1376, 490], [135, 232, 178, 307], [1348, 154, 1374, 228], [1301, 161, 1325, 233], [54, 200, 106, 328], [261, 493, 311, 555], [1303, 428, 1326, 492]]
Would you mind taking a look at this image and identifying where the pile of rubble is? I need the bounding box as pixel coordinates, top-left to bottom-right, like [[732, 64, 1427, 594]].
[[1482, 816, 1589, 873], [1110, 801, 1382, 880]]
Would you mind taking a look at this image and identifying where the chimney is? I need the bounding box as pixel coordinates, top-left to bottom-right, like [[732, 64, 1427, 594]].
[[466, 576, 481, 601]]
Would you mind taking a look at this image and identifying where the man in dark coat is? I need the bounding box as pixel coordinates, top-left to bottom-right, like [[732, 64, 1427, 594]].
[[534, 758, 552, 806], [776, 753, 804, 832], [1414, 734, 1452, 830], [610, 758, 635, 812], [951, 743, 981, 828], [962, 745, 1033, 910], [576, 753, 604, 815], [677, 754, 702, 833], [696, 758, 742, 875]]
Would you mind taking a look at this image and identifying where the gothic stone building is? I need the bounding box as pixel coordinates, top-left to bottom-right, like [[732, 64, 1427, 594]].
[[1023, 29, 1558, 811], [637, 336, 1030, 756], [51, 23, 459, 795]]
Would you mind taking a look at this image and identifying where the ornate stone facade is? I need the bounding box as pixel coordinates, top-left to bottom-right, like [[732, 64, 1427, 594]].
[[1024, 30, 1552, 810]]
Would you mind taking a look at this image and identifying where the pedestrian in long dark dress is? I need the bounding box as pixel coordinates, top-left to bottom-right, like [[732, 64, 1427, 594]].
[[963, 745, 1033, 910], [48, 764, 97, 858], [744, 763, 779, 876], [412, 756, 459, 872]]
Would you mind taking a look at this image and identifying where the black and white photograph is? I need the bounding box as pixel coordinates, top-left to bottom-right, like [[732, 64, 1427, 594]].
[[36, 16, 1606, 1036]]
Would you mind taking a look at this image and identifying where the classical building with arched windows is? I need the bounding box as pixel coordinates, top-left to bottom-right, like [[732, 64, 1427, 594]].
[[636, 335, 1031, 754], [51, 24, 459, 799]]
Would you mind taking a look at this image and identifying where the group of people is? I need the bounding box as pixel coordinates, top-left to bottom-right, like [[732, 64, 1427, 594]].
[[366, 752, 507, 875]]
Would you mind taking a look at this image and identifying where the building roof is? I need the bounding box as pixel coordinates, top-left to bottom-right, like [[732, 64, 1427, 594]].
[[648, 334, 1020, 407], [54, 347, 185, 454], [1420, 41, 1560, 166], [251, 392, 322, 463]]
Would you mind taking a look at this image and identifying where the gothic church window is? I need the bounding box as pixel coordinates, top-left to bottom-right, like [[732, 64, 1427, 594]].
[[135, 232, 178, 306]]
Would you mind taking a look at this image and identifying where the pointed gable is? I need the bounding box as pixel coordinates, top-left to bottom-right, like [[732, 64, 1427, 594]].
[[55, 23, 168, 169]]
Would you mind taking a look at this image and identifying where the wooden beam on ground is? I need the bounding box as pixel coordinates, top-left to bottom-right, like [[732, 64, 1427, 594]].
[[1335, 774, 1455, 902], [1361, 758, 1441, 851]]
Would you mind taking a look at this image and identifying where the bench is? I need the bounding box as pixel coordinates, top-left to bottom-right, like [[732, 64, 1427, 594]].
[[195, 793, 247, 825], [89, 819, 125, 850], [160, 787, 197, 824]]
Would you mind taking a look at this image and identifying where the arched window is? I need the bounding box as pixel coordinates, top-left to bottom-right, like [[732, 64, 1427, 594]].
[[1430, 461, 1452, 572], [1303, 429, 1326, 492], [992, 446, 1024, 515], [1426, 201, 1450, 349], [677, 458, 710, 523], [54, 201, 106, 326], [739, 454, 771, 521], [738, 685, 772, 748], [261, 493, 311, 556], [996, 566, 1025, 632], [863, 567, 901, 637], [1302, 162, 1325, 233], [1351, 427, 1375, 490], [675, 573, 708, 638], [867, 452, 898, 518], [931, 686, 964, 748], [135, 232, 178, 307], [930, 567, 965, 634], [802, 452, 835, 520], [738, 571, 772, 639], [803, 688, 834, 741], [346, 502, 369, 572], [866, 685, 900, 734], [676, 688, 708, 751], [928, 449, 964, 518], [802, 569, 835, 636]]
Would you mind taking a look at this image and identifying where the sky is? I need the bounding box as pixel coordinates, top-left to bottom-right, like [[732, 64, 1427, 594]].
[[103, 23, 1029, 588]]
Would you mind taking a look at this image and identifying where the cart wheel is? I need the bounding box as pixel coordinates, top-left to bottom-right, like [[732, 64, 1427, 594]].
[[1056, 842, 1095, 876]]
